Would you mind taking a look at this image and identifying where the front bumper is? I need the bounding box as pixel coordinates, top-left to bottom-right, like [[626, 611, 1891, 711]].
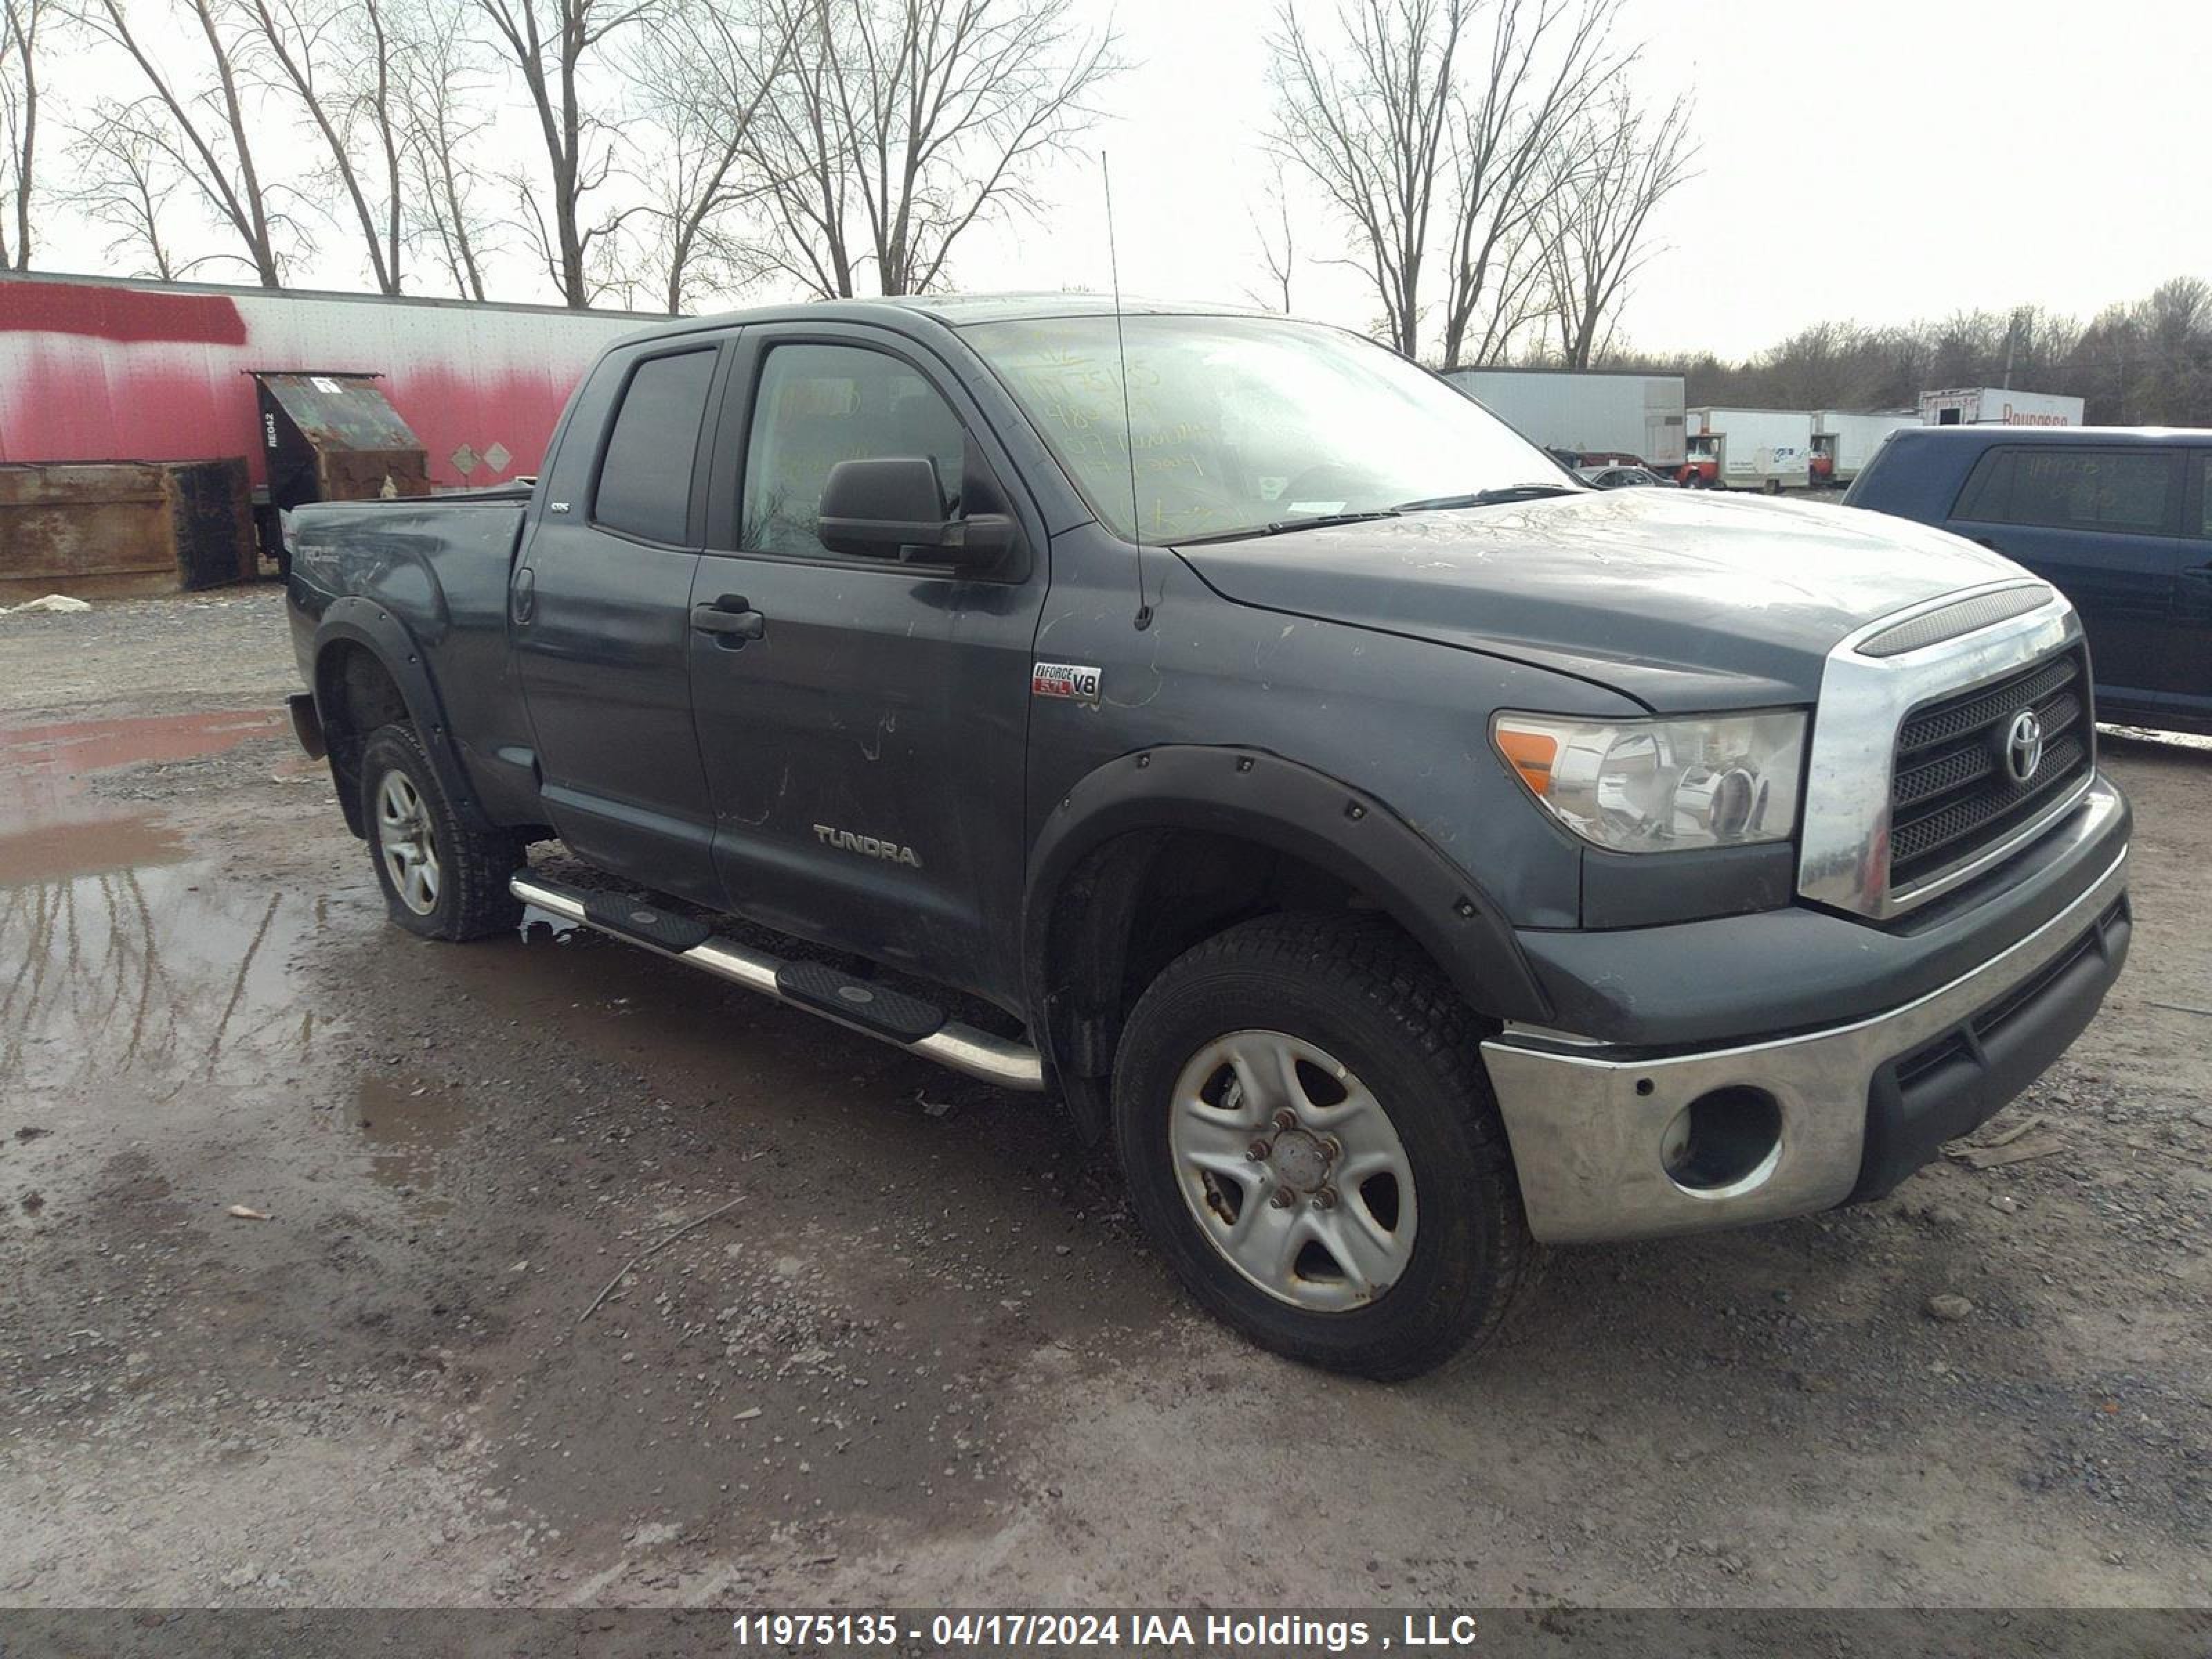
[[1482, 845, 2130, 1244]]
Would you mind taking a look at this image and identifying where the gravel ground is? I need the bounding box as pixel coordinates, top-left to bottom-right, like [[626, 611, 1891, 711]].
[[1, 586, 2207, 1611]]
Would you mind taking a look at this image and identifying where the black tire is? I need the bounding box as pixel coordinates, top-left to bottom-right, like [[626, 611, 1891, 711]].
[[359, 722, 524, 941], [1112, 912, 1532, 1380]]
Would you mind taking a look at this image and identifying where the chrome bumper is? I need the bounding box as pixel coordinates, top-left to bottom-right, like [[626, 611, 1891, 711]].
[[1481, 847, 2129, 1245]]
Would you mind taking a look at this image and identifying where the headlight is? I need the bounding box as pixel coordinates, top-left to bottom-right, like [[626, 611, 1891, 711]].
[[1491, 709, 1806, 854]]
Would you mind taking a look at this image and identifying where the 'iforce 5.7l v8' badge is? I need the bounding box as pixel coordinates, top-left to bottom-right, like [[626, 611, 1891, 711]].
[[1031, 662, 1102, 705]]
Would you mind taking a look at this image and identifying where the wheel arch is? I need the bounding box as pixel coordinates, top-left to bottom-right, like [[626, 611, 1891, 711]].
[[312, 600, 488, 839], [1023, 746, 1552, 1138]]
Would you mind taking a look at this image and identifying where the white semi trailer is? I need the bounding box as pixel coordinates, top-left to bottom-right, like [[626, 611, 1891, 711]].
[[1443, 368, 1687, 469], [1681, 408, 1815, 491], [1810, 411, 1920, 487], [1918, 387, 2085, 427]]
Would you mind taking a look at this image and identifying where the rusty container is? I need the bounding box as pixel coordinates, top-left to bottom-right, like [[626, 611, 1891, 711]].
[[0, 457, 256, 600], [251, 371, 431, 509]]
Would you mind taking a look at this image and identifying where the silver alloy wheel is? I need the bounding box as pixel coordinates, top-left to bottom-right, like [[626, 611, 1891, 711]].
[[1168, 1029, 1418, 1312], [375, 769, 440, 916]]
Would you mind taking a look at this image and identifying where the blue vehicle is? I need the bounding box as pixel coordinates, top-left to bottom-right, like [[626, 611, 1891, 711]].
[[1846, 426, 2212, 735]]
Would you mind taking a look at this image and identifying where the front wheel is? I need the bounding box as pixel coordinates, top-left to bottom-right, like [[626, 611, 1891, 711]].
[[1112, 914, 1533, 1379], [359, 722, 524, 941]]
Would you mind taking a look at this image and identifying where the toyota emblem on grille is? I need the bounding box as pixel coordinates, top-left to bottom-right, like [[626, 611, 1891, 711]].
[[2003, 708, 2045, 784]]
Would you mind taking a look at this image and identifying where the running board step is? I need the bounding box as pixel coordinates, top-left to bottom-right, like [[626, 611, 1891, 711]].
[[509, 874, 1045, 1093]]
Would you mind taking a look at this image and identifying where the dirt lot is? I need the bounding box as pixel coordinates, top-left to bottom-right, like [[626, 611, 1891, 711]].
[[1, 587, 2208, 1611]]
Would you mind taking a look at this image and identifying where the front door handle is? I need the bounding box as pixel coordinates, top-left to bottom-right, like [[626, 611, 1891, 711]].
[[691, 598, 766, 643], [511, 565, 536, 625]]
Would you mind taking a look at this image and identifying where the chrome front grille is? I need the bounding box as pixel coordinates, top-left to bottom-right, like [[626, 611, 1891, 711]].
[[1887, 648, 2094, 893], [1797, 582, 2089, 921]]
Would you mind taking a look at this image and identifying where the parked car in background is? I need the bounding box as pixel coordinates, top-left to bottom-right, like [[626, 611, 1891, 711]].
[[1577, 463, 1675, 489], [1845, 427, 2212, 735]]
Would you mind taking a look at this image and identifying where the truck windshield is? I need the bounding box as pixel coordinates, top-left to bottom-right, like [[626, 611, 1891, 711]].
[[962, 313, 1568, 544]]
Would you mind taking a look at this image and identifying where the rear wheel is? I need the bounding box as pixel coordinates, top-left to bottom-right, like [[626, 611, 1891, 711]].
[[1112, 913, 1532, 1379], [360, 722, 524, 941]]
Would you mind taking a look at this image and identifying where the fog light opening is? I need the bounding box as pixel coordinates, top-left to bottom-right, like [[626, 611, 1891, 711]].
[[1662, 1087, 1783, 1196]]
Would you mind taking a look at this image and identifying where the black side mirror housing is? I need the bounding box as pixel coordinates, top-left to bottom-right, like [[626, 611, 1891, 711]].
[[817, 456, 948, 557], [818, 456, 1019, 572]]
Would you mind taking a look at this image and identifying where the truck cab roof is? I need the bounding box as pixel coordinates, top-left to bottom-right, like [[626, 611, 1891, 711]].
[[624, 291, 1270, 344]]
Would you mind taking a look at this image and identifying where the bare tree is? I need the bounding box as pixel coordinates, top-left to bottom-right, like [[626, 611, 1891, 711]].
[[82, 0, 298, 285], [476, 0, 656, 307], [745, 0, 854, 297], [1267, 0, 1468, 359], [746, 0, 1122, 299], [626, 0, 794, 314], [64, 99, 207, 276], [1241, 166, 1296, 313], [1435, 0, 1617, 368], [1446, 218, 1550, 366], [393, 0, 496, 299], [1538, 85, 1695, 367], [234, 0, 406, 291], [0, 0, 46, 268]]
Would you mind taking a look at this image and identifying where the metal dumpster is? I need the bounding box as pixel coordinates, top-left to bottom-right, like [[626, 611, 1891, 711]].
[[0, 457, 255, 601], [250, 371, 431, 568]]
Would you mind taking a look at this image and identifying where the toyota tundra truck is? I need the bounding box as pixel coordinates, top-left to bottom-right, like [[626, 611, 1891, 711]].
[[283, 297, 2132, 1379]]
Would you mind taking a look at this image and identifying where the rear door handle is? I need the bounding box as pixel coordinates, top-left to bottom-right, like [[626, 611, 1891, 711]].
[[691, 598, 765, 642], [511, 565, 536, 625]]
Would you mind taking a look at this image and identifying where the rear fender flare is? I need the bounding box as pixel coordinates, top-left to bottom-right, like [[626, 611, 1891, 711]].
[[314, 598, 490, 836]]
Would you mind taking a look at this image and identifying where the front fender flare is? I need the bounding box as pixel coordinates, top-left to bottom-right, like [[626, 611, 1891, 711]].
[[1022, 745, 1553, 1106]]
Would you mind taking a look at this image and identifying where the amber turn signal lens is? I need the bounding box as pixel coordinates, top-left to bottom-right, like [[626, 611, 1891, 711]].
[[1493, 725, 1558, 798]]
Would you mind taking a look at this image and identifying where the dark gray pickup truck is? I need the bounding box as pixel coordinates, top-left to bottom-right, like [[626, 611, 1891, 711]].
[[285, 296, 2131, 1378]]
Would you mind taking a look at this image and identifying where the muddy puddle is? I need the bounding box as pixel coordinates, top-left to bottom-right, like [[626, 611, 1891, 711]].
[[350, 1075, 467, 1216], [0, 709, 285, 883], [0, 858, 483, 1219], [0, 862, 362, 1098]]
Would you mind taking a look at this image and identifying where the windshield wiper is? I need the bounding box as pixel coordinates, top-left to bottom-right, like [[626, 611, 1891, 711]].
[[1392, 484, 1580, 512], [1181, 509, 1401, 545]]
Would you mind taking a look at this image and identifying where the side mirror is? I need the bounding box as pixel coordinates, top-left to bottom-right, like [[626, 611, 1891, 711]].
[[818, 456, 948, 558], [817, 456, 1014, 570]]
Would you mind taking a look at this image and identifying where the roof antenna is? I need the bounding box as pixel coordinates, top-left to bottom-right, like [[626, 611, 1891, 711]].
[[1102, 152, 1152, 630]]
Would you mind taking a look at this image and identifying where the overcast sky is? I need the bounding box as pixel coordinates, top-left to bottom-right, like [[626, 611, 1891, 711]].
[[35, 0, 2212, 359], [952, 0, 2212, 358]]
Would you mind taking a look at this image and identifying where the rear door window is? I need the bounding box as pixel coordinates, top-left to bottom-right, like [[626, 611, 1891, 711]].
[[594, 346, 718, 545], [1956, 446, 2178, 535]]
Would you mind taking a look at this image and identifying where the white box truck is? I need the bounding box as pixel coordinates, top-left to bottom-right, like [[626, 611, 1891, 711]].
[[1443, 368, 1687, 469], [1918, 388, 2085, 427], [1810, 411, 1920, 487], [1683, 408, 1814, 491]]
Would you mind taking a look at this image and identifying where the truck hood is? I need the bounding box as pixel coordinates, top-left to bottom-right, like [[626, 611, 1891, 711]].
[[1170, 489, 2021, 709]]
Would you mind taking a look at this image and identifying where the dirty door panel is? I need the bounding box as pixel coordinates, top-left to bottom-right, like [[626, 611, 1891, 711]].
[[514, 341, 725, 902], [690, 328, 1044, 1005]]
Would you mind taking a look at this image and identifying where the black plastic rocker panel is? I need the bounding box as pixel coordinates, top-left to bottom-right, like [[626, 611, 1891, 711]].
[[773, 961, 948, 1042]]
